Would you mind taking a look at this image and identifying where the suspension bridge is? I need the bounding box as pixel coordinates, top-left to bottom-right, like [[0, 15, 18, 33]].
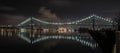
[[0, 14, 117, 49], [18, 14, 115, 26]]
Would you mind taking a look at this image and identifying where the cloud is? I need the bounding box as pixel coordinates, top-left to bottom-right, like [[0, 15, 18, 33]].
[[0, 6, 16, 11], [38, 7, 59, 19]]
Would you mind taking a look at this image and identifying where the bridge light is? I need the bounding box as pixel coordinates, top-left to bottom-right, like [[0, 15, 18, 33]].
[[75, 23, 78, 24], [106, 19, 109, 21], [67, 22, 71, 24], [87, 16, 91, 19], [110, 20, 113, 23]]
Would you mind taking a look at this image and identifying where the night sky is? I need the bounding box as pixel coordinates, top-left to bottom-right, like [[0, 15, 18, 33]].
[[0, 0, 120, 24]]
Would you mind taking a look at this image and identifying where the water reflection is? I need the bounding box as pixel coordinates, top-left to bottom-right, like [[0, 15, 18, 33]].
[[0, 28, 103, 53]]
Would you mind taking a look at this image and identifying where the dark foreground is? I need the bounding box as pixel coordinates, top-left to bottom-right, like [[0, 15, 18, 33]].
[[0, 35, 102, 53]]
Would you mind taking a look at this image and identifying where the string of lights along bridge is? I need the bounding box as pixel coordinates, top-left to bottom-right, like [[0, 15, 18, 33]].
[[18, 14, 115, 26]]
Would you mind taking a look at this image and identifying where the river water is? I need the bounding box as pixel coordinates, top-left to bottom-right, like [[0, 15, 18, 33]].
[[0, 32, 102, 53]]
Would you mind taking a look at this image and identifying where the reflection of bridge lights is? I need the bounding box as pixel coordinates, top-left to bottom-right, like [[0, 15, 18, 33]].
[[16, 32, 99, 49]]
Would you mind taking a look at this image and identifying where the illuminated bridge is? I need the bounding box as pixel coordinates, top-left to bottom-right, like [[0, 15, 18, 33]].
[[0, 14, 117, 49]]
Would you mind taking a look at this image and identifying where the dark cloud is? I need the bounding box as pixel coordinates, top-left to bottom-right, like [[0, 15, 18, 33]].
[[38, 7, 59, 19], [102, 9, 120, 13], [48, 0, 72, 7], [0, 6, 16, 11], [0, 14, 25, 25], [38, 6, 61, 22], [0, 0, 120, 24]]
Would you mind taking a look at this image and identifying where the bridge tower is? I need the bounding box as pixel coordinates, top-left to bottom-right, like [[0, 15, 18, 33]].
[[30, 17, 34, 43]]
